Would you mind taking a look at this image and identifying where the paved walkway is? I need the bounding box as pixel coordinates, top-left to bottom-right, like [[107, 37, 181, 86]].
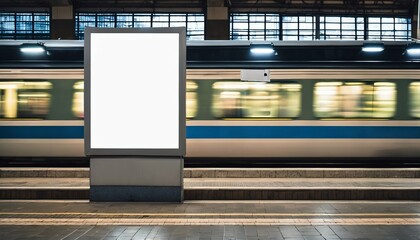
[[0, 200, 419, 239]]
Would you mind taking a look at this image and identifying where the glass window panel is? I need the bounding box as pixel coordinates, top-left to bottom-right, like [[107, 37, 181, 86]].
[[395, 31, 408, 37], [283, 35, 298, 40], [300, 16, 312, 22], [231, 13, 280, 40], [117, 14, 132, 21], [395, 22, 408, 31], [153, 14, 169, 22], [283, 16, 298, 22], [299, 35, 314, 40], [266, 14, 279, 22], [410, 82, 420, 118], [382, 18, 394, 23], [369, 17, 381, 23], [283, 23, 298, 29], [396, 17, 409, 24], [171, 15, 186, 22], [265, 35, 279, 40], [250, 22, 265, 29], [153, 22, 169, 27], [326, 16, 340, 22], [299, 22, 314, 29], [326, 23, 341, 29], [170, 22, 186, 27], [314, 82, 395, 119], [266, 22, 279, 29], [97, 21, 115, 28], [250, 15, 265, 22], [233, 22, 248, 29], [382, 24, 394, 30], [283, 30, 298, 35], [34, 22, 49, 31], [0, 13, 50, 39], [369, 36, 381, 40], [116, 22, 132, 28], [369, 23, 381, 30], [326, 35, 340, 40], [249, 35, 265, 40], [34, 14, 49, 21], [342, 17, 354, 23], [300, 30, 314, 35], [188, 15, 204, 22], [79, 14, 96, 21], [233, 14, 248, 21], [133, 14, 151, 28], [342, 23, 355, 30], [134, 14, 151, 22], [382, 30, 394, 36], [133, 22, 151, 28]]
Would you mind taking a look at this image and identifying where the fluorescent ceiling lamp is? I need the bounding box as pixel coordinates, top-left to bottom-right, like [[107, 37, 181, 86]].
[[362, 42, 385, 52], [406, 42, 420, 55], [250, 43, 275, 55], [20, 43, 46, 54]]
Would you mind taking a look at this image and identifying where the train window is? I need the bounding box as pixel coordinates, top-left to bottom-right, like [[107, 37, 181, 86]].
[[212, 81, 301, 119], [0, 81, 51, 119], [186, 81, 198, 118], [314, 82, 396, 119], [72, 81, 84, 118], [410, 82, 420, 118]]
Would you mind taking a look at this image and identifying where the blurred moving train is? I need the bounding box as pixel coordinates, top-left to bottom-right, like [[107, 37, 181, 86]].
[[0, 40, 420, 165]]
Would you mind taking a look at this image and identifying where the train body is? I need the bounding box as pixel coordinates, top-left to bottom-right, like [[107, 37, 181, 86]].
[[0, 41, 420, 164]]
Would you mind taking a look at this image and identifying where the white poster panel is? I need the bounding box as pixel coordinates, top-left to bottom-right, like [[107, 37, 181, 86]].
[[85, 28, 185, 155]]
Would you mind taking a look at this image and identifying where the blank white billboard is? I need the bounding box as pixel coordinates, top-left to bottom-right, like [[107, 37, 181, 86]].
[[85, 28, 185, 155]]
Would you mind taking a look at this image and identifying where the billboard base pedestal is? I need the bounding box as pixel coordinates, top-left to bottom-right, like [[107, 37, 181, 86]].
[[90, 157, 183, 202]]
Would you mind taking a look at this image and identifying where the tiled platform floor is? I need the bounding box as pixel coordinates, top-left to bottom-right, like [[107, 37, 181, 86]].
[[0, 200, 419, 239]]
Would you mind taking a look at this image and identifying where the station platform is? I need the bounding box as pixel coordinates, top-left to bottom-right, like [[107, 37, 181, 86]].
[[0, 200, 419, 239], [0, 168, 419, 200]]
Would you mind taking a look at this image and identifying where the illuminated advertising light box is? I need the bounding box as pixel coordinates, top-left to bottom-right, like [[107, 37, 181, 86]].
[[84, 28, 186, 156]]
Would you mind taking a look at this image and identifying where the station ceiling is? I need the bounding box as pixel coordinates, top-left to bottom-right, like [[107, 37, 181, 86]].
[[0, 0, 417, 15]]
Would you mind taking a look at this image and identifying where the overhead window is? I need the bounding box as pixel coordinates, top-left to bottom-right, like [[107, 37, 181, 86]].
[[0, 13, 50, 39], [75, 13, 204, 40], [230, 13, 280, 40], [320, 16, 364, 40], [229, 14, 411, 41], [368, 17, 411, 40], [282, 16, 316, 40]]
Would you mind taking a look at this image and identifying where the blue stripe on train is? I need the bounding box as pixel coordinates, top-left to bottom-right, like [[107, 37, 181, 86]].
[[0, 126, 420, 139]]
